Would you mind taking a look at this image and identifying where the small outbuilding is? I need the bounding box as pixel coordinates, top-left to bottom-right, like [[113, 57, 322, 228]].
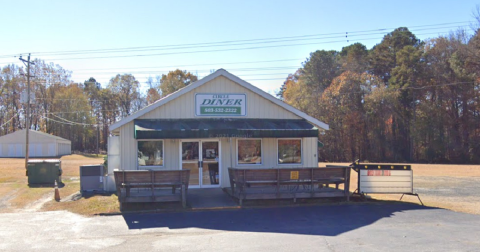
[[106, 69, 329, 191], [0, 129, 71, 158]]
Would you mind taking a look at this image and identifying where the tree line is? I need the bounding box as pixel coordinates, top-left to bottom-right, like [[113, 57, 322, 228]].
[[0, 62, 196, 153], [1, 26, 479, 164], [278, 27, 480, 164]]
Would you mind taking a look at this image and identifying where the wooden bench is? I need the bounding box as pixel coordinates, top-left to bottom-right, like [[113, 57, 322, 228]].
[[114, 169, 190, 209], [228, 167, 350, 205]]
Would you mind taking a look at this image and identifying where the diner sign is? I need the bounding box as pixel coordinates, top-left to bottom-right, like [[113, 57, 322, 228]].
[[195, 93, 246, 116]]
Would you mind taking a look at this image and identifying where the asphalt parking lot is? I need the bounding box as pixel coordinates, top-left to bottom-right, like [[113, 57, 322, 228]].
[[1, 203, 479, 251]]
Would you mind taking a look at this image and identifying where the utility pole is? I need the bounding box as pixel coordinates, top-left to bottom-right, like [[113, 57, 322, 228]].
[[19, 54, 35, 170]]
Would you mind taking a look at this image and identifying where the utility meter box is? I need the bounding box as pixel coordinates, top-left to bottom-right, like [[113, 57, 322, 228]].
[[27, 159, 62, 185]]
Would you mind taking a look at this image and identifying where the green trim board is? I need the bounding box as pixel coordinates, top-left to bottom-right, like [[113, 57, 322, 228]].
[[134, 119, 318, 139]]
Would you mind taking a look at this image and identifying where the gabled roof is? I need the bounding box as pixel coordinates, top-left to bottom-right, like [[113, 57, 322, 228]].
[[29, 129, 71, 142], [109, 69, 329, 131], [0, 129, 71, 142]]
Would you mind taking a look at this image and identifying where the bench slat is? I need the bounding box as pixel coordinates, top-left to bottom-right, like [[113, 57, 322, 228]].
[[228, 167, 351, 205], [114, 169, 190, 208]]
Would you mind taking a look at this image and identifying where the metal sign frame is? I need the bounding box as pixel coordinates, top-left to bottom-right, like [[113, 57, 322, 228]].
[[350, 160, 423, 205]]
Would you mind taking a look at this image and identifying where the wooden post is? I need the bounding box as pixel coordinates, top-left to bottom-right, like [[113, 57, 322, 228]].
[[310, 168, 314, 196], [345, 167, 351, 201], [276, 169, 280, 197], [150, 170, 155, 199], [181, 184, 186, 208]]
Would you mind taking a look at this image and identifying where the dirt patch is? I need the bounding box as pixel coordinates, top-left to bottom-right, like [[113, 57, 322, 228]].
[[0, 188, 19, 212], [22, 192, 53, 212]]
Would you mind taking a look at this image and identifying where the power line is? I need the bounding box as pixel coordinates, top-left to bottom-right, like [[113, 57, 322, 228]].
[[73, 67, 299, 74], [0, 111, 21, 129], [0, 27, 471, 66], [40, 114, 99, 126], [31, 31, 464, 61], [4, 81, 473, 122], [51, 113, 99, 126], [21, 80, 480, 103], [3, 25, 466, 58], [243, 78, 287, 81], [0, 21, 470, 59], [37, 109, 121, 115], [72, 58, 303, 71]]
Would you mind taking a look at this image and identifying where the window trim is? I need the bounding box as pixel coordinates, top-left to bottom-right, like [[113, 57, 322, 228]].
[[236, 138, 263, 166], [277, 138, 303, 165], [137, 139, 165, 169]]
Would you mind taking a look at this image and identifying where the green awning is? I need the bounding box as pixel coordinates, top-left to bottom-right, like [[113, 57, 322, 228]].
[[134, 119, 318, 139]]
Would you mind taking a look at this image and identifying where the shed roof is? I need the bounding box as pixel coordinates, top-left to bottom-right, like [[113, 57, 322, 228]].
[[109, 69, 329, 131]]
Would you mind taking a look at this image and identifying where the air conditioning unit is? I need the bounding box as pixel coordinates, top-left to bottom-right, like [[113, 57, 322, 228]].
[[80, 165, 105, 192]]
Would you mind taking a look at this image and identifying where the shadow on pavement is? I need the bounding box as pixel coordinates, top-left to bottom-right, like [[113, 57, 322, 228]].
[[122, 203, 437, 236]]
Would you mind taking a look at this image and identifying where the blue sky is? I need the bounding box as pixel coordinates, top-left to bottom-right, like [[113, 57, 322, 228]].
[[1, 0, 479, 94]]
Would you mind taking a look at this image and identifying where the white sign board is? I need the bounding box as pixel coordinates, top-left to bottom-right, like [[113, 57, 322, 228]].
[[359, 170, 413, 194], [20, 91, 35, 103], [195, 93, 246, 116]]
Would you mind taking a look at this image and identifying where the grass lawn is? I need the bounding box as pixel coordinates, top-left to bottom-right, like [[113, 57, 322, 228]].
[[320, 162, 480, 215], [1, 156, 479, 216], [0, 154, 119, 215]]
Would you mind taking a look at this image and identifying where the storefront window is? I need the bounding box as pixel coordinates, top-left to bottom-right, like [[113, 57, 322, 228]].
[[237, 139, 262, 165], [278, 139, 301, 164], [138, 141, 163, 167]]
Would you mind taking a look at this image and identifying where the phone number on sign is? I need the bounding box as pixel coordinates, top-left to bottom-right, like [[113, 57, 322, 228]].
[[203, 108, 238, 113]]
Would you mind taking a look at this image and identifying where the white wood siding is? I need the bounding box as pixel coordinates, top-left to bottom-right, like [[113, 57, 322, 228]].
[[164, 139, 180, 169], [219, 137, 318, 188], [114, 75, 319, 189], [120, 121, 137, 170], [139, 76, 301, 120]]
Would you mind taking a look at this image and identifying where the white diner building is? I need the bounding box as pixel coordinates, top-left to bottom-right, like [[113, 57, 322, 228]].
[[106, 69, 328, 191]]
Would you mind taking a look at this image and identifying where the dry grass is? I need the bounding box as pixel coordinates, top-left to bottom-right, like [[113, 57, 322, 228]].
[[40, 179, 119, 215], [320, 162, 480, 215], [0, 154, 104, 183], [0, 155, 106, 214], [319, 162, 480, 177], [42, 192, 119, 215], [2, 157, 480, 216]]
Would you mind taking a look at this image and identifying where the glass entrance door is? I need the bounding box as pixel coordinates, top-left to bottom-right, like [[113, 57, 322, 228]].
[[181, 141, 200, 187], [181, 140, 220, 188], [201, 141, 219, 187]]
